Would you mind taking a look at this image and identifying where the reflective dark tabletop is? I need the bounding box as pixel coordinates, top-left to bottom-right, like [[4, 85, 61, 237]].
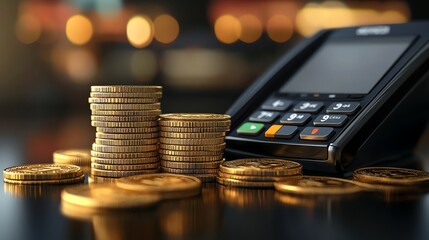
[[1, 116, 429, 240]]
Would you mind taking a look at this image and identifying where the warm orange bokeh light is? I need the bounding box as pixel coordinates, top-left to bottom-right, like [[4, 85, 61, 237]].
[[15, 14, 42, 44], [154, 14, 179, 44], [127, 15, 154, 48], [266, 15, 293, 43], [214, 15, 241, 44], [238, 14, 263, 43], [66, 15, 93, 45]]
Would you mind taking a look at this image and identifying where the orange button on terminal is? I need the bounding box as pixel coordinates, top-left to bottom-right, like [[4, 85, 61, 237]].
[[265, 125, 282, 138]]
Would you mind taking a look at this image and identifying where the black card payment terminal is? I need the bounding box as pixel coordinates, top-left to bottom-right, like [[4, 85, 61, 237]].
[[225, 22, 429, 174]]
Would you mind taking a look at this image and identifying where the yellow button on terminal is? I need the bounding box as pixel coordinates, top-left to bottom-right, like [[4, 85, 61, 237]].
[[265, 125, 282, 138]]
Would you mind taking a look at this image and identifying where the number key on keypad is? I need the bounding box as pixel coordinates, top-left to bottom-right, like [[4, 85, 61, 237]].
[[280, 113, 311, 125], [261, 98, 292, 111], [293, 101, 324, 113], [249, 111, 279, 123], [313, 114, 347, 127], [326, 102, 360, 115]]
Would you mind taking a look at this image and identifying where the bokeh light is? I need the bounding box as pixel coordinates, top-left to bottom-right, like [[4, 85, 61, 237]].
[[238, 14, 263, 43], [15, 14, 42, 44], [127, 15, 154, 48], [214, 15, 241, 44], [154, 14, 180, 44], [66, 15, 93, 45], [266, 15, 293, 43]]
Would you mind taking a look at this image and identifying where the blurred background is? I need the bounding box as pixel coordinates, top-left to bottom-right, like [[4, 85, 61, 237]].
[[0, 0, 428, 163]]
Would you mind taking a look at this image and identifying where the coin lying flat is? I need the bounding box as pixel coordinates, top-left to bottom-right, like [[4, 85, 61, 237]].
[[159, 143, 225, 151], [116, 173, 201, 199], [92, 110, 162, 116], [91, 121, 158, 128], [159, 137, 225, 146], [90, 92, 162, 99], [159, 132, 225, 139], [91, 157, 159, 165], [91, 85, 162, 93], [91, 168, 160, 178], [90, 103, 161, 111], [216, 177, 275, 188], [91, 150, 158, 159], [61, 184, 161, 208], [91, 162, 160, 171], [96, 132, 159, 140], [91, 115, 159, 122], [92, 143, 158, 153], [219, 159, 302, 176], [353, 167, 429, 185], [4, 175, 85, 185], [3, 164, 83, 180], [159, 113, 230, 121], [89, 97, 160, 104], [274, 176, 362, 195], [95, 138, 159, 146], [53, 149, 91, 166], [218, 171, 301, 182]]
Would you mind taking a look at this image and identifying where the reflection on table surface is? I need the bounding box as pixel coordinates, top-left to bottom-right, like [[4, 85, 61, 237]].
[[1, 117, 429, 240]]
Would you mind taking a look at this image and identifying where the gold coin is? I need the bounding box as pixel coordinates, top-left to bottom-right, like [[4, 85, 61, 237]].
[[91, 121, 158, 128], [353, 167, 429, 185], [91, 115, 159, 122], [53, 149, 91, 166], [159, 154, 223, 162], [3, 175, 85, 185], [219, 159, 302, 177], [159, 149, 224, 156], [218, 171, 301, 182], [186, 174, 217, 183], [116, 173, 201, 199], [90, 92, 162, 99], [91, 85, 162, 93], [91, 150, 158, 159], [92, 109, 161, 116], [161, 160, 223, 169], [159, 120, 231, 128], [92, 143, 158, 153], [159, 143, 225, 151], [90, 103, 161, 111], [160, 126, 229, 133], [159, 137, 224, 146], [351, 180, 429, 193], [61, 184, 161, 208], [3, 164, 83, 180], [88, 175, 118, 184], [274, 176, 362, 195], [91, 156, 159, 165], [216, 176, 274, 188], [95, 138, 158, 146], [159, 113, 230, 121], [96, 132, 158, 140], [161, 167, 219, 174], [91, 162, 160, 171], [91, 168, 160, 178], [89, 97, 160, 104], [160, 132, 225, 139], [96, 127, 159, 134]]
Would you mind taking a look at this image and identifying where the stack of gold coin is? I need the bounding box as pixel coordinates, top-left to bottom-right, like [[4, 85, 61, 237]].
[[217, 158, 303, 188], [158, 113, 231, 182], [3, 164, 84, 185], [89, 85, 162, 179]]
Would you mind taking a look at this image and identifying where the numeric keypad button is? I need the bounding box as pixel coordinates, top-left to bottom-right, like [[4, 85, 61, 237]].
[[313, 115, 347, 127], [326, 102, 360, 115], [261, 98, 292, 111], [293, 101, 324, 113], [249, 111, 279, 123], [280, 113, 311, 125]]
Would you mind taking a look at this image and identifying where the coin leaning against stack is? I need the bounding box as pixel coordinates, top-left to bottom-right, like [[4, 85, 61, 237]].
[[89, 86, 162, 179], [217, 158, 303, 188], [158, 113, 231, 182]]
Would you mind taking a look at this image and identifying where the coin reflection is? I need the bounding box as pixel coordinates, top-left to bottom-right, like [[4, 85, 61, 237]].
[[4, 183, 68, 199], [61, 201, 161, 239], [218, 185, 276, 208], [158, 183, 221, 238]]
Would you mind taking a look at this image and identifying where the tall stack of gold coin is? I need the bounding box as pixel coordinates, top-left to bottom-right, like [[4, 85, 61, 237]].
[[89, 85, 162, 179], [158, 113, 231, 182]]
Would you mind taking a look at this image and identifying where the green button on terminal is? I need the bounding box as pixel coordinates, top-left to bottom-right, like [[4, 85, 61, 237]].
[[237, 122, 264, 136]]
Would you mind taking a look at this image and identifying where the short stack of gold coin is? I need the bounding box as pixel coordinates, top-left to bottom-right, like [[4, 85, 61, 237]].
[[158, 113, 231, 182], [89, 85, 162, 179], [218, 159, 303, 188]]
